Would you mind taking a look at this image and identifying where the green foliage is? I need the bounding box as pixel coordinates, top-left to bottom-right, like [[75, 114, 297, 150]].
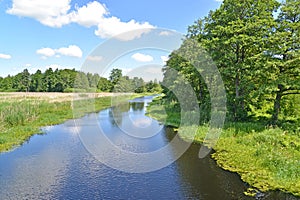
[[97, 77, 112, 92], [109, 68, 122, 86], [0, 67, 159, 94], [113, 76, 135, 92], [161, 0, 299, 124]]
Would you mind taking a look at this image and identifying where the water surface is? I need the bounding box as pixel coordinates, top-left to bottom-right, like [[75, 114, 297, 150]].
[[0, 96, 298, 200]]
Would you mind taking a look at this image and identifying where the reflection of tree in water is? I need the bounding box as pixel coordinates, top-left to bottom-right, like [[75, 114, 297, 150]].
[[130, 102, 144, 111], [108, 102, 130, 126]]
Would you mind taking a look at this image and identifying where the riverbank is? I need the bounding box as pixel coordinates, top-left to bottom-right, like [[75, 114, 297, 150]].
[[0, 92, 140, 152], [147, 99, 300, 197]]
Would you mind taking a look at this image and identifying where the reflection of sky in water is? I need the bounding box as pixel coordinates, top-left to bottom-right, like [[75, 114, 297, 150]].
[[96, 103, 167, 153], [0, 96, 290, 199], [0, 124, 74, 199]]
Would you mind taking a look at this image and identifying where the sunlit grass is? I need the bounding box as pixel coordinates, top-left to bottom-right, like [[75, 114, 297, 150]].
[[0, 93, 139, 152], [148, 100, 300, 197]]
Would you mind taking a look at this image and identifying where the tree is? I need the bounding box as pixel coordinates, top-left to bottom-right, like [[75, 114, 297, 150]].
[[132, 77, 146, 93], [262, 0, 300, 124], [30, 69, 43, 92], [97, 77, 112, 92], [109, 68, 122, 86], [86, 72, 100, 88], [74, 71, 89, 90], [162, 0, 280, 122], [202, 0, 279, 121], [145, 80, 162, 93], [58, 68, 77, 90], [42, 68, 55, 92], [0, 75, 13, 91], [12, 69, 31, 92], [113, 77, 134, 92]]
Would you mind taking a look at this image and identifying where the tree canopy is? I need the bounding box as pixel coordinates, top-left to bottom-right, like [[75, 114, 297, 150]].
[[162, 0, 300, 125]]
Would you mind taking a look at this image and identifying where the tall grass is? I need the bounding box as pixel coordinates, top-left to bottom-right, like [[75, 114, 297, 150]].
[[0, 93, 144, 152], [0, 95, 134, 152], [1, 100, 38, 127], [148, 100, 300, 197]]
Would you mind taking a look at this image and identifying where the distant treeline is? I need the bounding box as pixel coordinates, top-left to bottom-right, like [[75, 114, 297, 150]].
[[0, 68, 162, 93]]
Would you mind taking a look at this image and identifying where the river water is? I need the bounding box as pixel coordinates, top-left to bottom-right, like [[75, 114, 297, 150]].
[[0, 96, 298, 200]]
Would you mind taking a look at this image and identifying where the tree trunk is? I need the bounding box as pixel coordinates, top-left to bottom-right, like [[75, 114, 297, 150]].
[[234, 73, 240, 121], [272, 84, 283, 125]]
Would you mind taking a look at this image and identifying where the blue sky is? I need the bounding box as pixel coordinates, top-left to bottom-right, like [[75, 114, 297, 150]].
[[0, 0, 222, 78]]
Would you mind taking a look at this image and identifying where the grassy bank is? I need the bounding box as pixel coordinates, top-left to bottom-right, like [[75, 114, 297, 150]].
[[147, 98, 300, 197], [0, 93, 139, 153]]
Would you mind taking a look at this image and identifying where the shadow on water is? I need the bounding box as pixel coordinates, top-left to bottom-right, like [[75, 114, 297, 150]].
[[0, 95, 299, 200]]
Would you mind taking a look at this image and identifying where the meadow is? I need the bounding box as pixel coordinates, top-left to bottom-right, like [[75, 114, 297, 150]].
[[0, 92, 134, 152]]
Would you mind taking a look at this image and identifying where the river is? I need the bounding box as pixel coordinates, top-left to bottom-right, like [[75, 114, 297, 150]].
[[0, 96, 298, 200]]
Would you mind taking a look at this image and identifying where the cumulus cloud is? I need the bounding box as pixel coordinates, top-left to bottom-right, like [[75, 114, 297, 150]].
[[95, 17, 155, 40], [36, 48, 56, 57], [0, 53, 12, 59], [36, 45, 83, 58], [131, 53, 154, 62], [56, 45, 82, 58], [7, 0, 155, 40], [70, 1, 107, 27], [7, 0, 72, 28]]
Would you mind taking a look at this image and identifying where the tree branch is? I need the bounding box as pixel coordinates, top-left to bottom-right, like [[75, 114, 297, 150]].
[[282, 92, 300, 96]]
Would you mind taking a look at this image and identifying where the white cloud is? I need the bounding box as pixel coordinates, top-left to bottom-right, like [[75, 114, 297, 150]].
[[95, 17, 155, 41], [87, 55, 103, 62], [70, 1, 107, 27], [215, 0, 223, 2], [7, 0, 155, 40], [25, 63, 31, 67], [0, 53, 12, 59], [36, 48, 56, 57], [56, 45, 82, 58], [131, 53, 154, 62], [36, 45, 82, 58], [7, 0, 72, 28], [161, 56, 169, 64], [159, 31, 172, 36]]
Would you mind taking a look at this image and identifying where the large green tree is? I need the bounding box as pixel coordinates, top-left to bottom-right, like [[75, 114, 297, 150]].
[[163, 0, 282, 122], [267, 0, 300, 124], [109, 68, 122, 86], [29, 69, 43, 92], [201, 0, 279, 121], [97, 77, 112, 92]]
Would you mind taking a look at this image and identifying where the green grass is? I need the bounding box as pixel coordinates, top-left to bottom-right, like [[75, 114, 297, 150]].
[[212, 127, 300, 196], [0, 94, 141, 152], [147, 99, 300, 197]]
